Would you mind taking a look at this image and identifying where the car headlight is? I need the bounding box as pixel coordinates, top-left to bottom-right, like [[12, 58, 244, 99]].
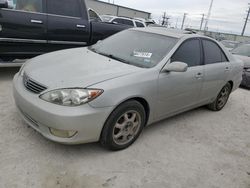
[[19, 63, 26, 76], [19, 59, 31, 76], [39, 88, 103, 106]]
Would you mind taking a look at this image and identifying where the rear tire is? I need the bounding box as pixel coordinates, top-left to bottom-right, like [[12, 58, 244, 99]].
[[100, 100, 146, 151], [207, 83, 232, 111]]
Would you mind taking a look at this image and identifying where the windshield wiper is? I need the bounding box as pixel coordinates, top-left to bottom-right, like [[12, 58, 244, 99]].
[[97, 52, 132, 65], [89, 48, 147, 68]]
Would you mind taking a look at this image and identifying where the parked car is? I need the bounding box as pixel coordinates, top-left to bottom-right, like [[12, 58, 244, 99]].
[[100, 15, 146, 28], [13, 27, 243, 150], [231, 43, 250, 88], [220, 40, 240, 51], [0, 0, 131, 63], [134, 17, 156, 26]]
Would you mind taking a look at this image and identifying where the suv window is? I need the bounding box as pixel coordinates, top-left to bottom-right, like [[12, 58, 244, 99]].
[[202, 39, 228, 64], [113, 18, 134, 26], [112, 18, 123, 24], [9, 0, 43, 13], [171, 39, 201, 67], [135, 21, 145, 27], [47, 0, 82, 18], [122, 19, 134, 26]]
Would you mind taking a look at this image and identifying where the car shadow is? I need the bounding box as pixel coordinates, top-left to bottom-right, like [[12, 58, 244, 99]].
[[240, 86, 250, 90]]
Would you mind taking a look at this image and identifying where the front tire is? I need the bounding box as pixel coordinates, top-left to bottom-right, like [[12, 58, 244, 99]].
[[100, 100, 146, 151], [207, 83, 232, 111]]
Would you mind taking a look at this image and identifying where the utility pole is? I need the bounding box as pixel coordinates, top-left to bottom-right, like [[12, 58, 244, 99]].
[[181, 13, 187, 30], [162, 12, 166, 25], [204, 0, 214, 31], [162, 12, 170, 27], [200, 14, 205, 30], [242, 6, 250, 36]]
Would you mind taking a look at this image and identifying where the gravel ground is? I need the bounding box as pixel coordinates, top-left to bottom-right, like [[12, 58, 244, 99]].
[[0, 67, 250, 188]]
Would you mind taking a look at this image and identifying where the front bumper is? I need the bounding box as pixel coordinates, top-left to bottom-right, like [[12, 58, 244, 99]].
[[13, 73, 113, 144]]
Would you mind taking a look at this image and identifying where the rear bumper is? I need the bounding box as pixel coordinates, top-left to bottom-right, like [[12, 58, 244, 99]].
[[13, 73, 113, 144]]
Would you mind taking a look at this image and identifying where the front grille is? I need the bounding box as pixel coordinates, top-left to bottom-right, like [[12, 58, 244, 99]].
[[23, 73, 47, 94]]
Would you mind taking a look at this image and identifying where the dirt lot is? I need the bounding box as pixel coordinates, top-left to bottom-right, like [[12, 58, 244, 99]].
[[0, 67, 250, 188]]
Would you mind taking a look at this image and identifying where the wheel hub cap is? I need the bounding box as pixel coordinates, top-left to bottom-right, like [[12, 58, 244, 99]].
[[113, 110, 141, 146]]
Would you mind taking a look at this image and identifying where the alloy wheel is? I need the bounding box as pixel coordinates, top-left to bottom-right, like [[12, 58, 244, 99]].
[[217, 86, 230, 109], [112, 110, 141, 146]]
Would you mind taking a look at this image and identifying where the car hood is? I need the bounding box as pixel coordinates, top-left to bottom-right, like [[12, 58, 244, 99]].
[[233, 54, 250, 68], [24, 48, 142, 89]]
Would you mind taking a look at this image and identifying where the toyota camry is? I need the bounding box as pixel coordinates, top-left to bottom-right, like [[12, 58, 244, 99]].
[[13, 27, 243, 150]]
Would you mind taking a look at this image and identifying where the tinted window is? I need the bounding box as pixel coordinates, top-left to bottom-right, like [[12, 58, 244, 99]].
[[135, 21, 145, 27], [122, 19, 134, 26], [47, 0, 82, 18], [101, 15, 114, 22], [113, 18, 134, 26], [221, 51, 228, 62], [171, 39, 201, 67], [8, 0, 43, 13], [113, 18, 124, 24], [202, 39, 228, 64]]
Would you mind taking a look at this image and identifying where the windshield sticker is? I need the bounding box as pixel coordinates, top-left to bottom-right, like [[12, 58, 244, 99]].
[[133, 51, 152, 58]]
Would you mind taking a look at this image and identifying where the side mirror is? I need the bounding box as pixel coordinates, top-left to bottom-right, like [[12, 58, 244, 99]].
[[0, 0, 8, 8], [164, 61, 188, 72]]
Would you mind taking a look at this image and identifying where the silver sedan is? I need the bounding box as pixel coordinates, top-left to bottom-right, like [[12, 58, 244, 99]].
[[13, 28, 243, 150]]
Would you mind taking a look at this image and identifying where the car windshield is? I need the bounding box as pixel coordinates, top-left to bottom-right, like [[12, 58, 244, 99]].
[[89, 30, 177, 68], [231, 44, 250, 57]]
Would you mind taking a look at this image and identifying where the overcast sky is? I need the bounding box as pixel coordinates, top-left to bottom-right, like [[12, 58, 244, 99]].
[[103, 0, 250, 36]]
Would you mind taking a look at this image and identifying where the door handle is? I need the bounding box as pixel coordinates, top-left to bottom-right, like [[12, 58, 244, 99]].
[[195, 72, 203, 79], [225, 67, 230, 71], [76, 24, 86, 28], [31, 19, 43, 24]]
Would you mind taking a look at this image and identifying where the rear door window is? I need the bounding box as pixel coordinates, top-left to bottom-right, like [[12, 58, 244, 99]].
[[112, 18, 124, 24], [47, 0, 82, 18], [9, 0, 43, 13], [171, 39, 201, 67], [135, 21, 145, 27], [202, 39, 228, 64], [113, 18, 134, 26]]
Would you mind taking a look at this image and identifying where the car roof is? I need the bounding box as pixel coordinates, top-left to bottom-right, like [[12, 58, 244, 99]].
[[131, 27, 202, 39]]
